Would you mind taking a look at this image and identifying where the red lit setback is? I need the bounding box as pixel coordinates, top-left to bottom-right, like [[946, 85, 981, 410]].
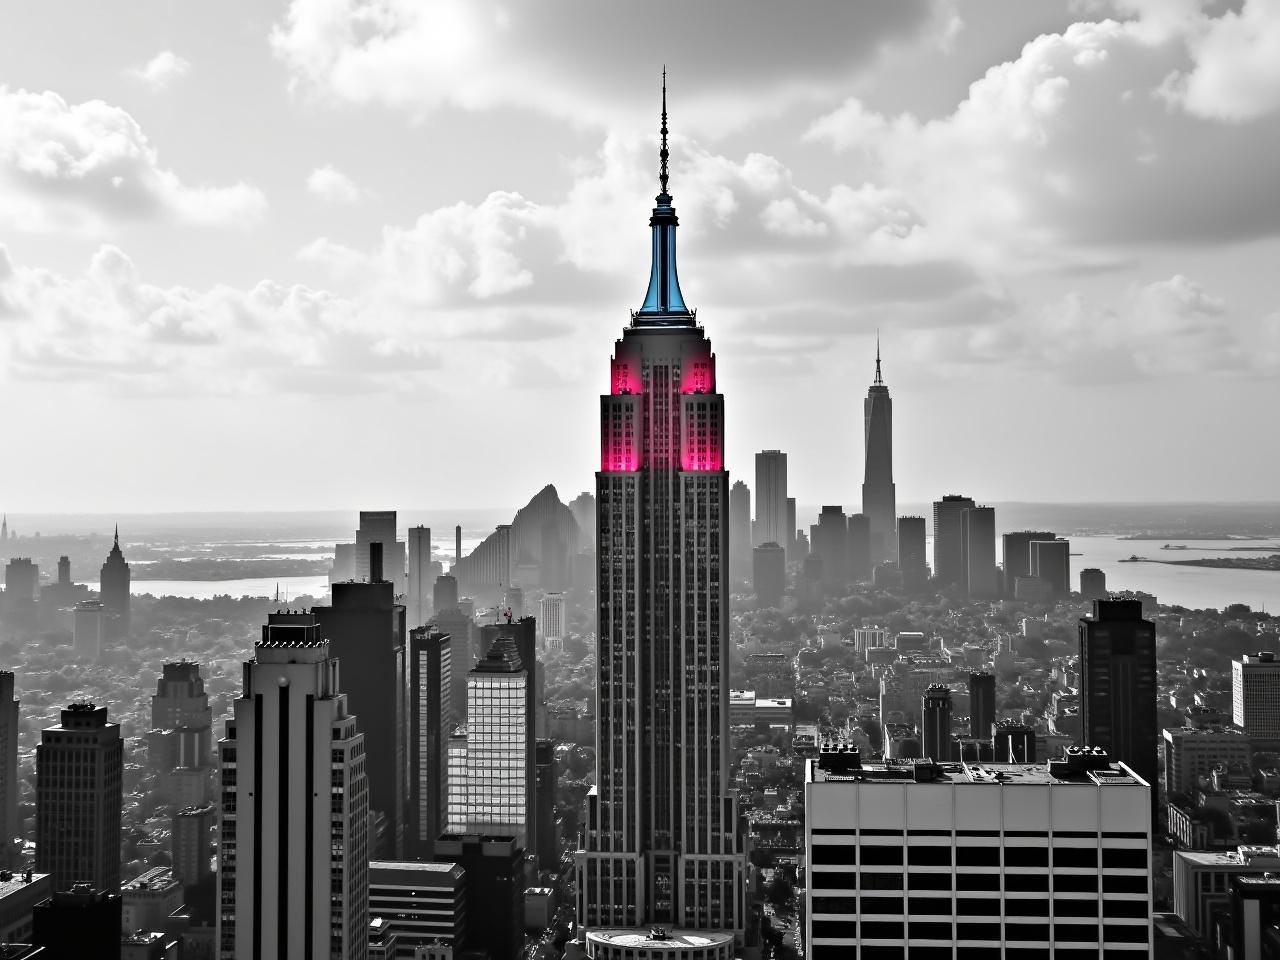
[[611, 358, 642, 395], [680, 355, 715, 394], [681, 447, 723, 471], [602, 440, 640, 472]]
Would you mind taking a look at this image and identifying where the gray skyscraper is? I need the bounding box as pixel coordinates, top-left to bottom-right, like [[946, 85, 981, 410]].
[[754, 450, 788, 548], [407, 525, 433, 629], [577, 87, 744, 940], [99, 527, 131, 639], [407, 627, 452, 861], [355, 510, 404, 587], [1001, 530, 1056, 596], [217, 616, 369, 960], [862, 341, 896, 563], [896, 516, 928, 591], [932, 495, 975, 588], [961, 505, 997, 598], [0, 672, 17, 869], [36, 703, 123, 892], [728, 481, 751, 579]]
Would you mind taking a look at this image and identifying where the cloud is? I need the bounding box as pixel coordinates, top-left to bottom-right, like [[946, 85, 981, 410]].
[[0, 243, 436, 395], [306, 164, 364, 204], [903, 274, 1270, 380], [125, 51, 191, 92], [1158, 0, 1280, 122], [270, 0, 942, 134], [0, 87, 266, 232], [804, 7, 1280, 255]]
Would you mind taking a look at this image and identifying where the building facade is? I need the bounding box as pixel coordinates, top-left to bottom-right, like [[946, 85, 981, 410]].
[[367, 860, 466, 958], [932, 496, 976, 588], [99, 528, 130, 639], [960, 505, 997, 598], [216, 618, 369, 960], [805, 746, 1153, 958], [407, 628, 452, 861], [1234, 652, 1280, 743], [754, 451, 788, 549], [576, 92, 744, 939], [0, 673, 17, 870], [35, 703, 123, 893]]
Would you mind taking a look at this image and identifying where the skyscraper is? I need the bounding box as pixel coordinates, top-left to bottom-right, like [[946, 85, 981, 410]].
[[36, 703, 123, 892], [847, 512, 872, 583], [356, 510, 405, 587], [217, 615, 369, 960], [896, 515, 928, 591], [0, 673, 18, 869], [1079, 599, 1158, 821], [407, 525, 433, 629], [968, 671, 996, 742], [577, 84, 744, 939], [314, 551, 407, 858], [148, 661, 214, 807], [811, 506, 848, 591], [1001, 530, 1056, 597], [932, 495, 975, 588], [407, 628, 452, 861], [754, 450, 788, 548], [753, 543, 786, 609], [921, 684, 953, 761], [539, 592, 566, 649], [960, 505, 997, 598], [728, 480, 751, 579], [448, 635, 531, 845], [1233, 652, 1280, 744], [861, 340, 896, 562], [785, 496, 798, 560], [1031, 537, 1072, 597], [99, 527, 130, 640]]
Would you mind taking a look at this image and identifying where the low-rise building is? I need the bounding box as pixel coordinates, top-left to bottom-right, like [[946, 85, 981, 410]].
[[1173, 845, 1280, 938]]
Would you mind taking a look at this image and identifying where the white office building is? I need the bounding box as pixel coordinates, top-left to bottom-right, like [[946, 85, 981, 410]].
[[540, 592, 566, 651], [804, 745, 1153, 958], [1233, 652, 1280, 742], [217, 617, 370, 960]]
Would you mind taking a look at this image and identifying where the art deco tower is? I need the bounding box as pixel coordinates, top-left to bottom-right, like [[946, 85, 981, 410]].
[[861, 341, 896, 562], [576, 81, 744, 940], [99, 526, 131, 639]]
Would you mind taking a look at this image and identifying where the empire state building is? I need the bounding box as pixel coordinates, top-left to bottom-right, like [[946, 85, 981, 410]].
[[862, 342, 896, 562], [575, 83, 745, 948]]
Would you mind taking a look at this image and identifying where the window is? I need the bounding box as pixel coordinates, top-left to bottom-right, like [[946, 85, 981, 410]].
[[1006, 922, 1049, 942], [1056, 899, 1098, 918], [1005, 847, 1048, 867], [861, 896, 904, 916], [860, 922, 904, 940], [1054, 873, 1098, 893], [860, 872, 904, 890], [1006, 899, 1050, 917], [811, 844, 856, 866], [1005, 872, 1049, 892], [908, 846, 952, 866], [957, 922, 1001, 941], [957, 898, 1001, 917], [910, 873, 952, 890], [861, 846, 904, 866], [810, 896, 856, 915], [810, 919, 856, 939], [1102, 874, 1147, 894], [1053, 847, 1097, 869], [1103, 899, 1148, 919], [957, 874, 1001, 892], [908, 896, 953, 916], [956, 846, 999, 867], [909, 921, 953, 940], [1102, 848, 1147, 870], [1053, 923, 1101, 942], [1104, 924, 1150, 943]]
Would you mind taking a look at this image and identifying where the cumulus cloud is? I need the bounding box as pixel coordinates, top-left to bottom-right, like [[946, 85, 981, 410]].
[[125, 51, 191, 92], [270, 0, 942, 134], [804, 6, 1280, 257], [306, 164, 364, 204], [1159, 0, 1280, 122], [0, 87, 266, 232]]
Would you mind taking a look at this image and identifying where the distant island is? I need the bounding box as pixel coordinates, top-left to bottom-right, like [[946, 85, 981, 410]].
[[132, 558, 331, 580], [1118, 534, 1270, 541], [1149, 555, 1280, 572]]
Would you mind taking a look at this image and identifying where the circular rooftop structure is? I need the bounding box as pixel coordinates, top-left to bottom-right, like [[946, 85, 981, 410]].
[[585, 928, 735, 960]]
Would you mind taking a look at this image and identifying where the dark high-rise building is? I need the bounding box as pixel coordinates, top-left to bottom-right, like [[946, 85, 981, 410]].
[[99, 527, 130, 640], [2, 558, 38, 632], [356, 510, 404, 587], [729, 481, 752, 580], [535, 739, 558, 871], [1031, 537, 1071, 597], [752, 543, 785, 609], [861, 340, 896, 563], [435, 835, 522, 960], [36, 704, 123, 892], [932, 495, 975, 588], [577, 86, 744, 938], [921, 685, 952, 761], [1000, 530, 1055, 597], [847, 512, 872, 583], [32, 883, 121, 960], [785, 496, 798, 561], [1079, 599, 1158, 819], [314, 559, 407, 858], [811, 506, 848, 591], [754, 450, 788, 548], [216, 616, 369, 960], [993, 720, 1036, 763], [0, 673, 17, 869], [968, 671, 996, 742], [896, 516, 928, 591], [407, 628, 452, 861], [961, 505, 997, 598], [433, 574, 459, 613], [1080, 567, 1107, 602]]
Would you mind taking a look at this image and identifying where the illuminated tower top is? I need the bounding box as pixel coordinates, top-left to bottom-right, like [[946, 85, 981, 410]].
[[634, 69, 693, 325]]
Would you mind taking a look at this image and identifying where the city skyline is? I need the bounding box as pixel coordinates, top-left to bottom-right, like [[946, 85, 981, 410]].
[[3, 1, 1280, 512]]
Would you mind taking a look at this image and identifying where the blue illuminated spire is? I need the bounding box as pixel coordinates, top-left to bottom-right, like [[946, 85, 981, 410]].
[[635, 69, 693, 325]]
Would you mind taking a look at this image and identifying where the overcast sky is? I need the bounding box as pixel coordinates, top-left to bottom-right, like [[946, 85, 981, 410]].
[[1, 0, 1277, 514]]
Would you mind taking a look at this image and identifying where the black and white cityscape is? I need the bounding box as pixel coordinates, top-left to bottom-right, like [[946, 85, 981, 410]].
[[3, 3, 1280, 959]]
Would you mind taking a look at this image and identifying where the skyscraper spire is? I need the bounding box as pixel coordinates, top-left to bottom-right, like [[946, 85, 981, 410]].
[[659, 66, 669, 196], [635, 70, 692, 324], [113, 524, 119, 548], [874, 332, 883, 385]]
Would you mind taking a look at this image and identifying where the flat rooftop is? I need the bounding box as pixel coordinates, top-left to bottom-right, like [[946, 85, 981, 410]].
[[809, 757, 1145, 788]]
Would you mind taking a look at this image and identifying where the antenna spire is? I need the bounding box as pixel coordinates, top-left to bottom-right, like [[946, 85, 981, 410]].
[[874, 332, 883, 385], [114, 524, 119, 547], [659, 67, 669, 196]]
